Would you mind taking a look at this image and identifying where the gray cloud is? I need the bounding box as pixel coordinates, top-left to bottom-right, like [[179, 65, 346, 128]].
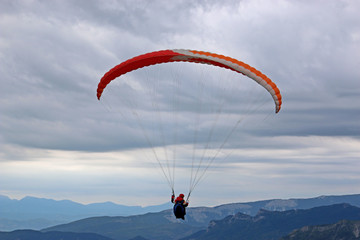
[[0, 0, 359, 206]]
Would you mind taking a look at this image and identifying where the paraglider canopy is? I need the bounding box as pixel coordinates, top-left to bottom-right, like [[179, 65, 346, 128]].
[[97, 49, 282, 113]]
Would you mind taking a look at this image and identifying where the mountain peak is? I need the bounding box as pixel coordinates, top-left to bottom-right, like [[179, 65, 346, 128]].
[[282, 219, 360, 240]]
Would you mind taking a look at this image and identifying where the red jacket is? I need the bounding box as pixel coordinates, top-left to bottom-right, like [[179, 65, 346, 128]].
[[172, 195, 188, 207]]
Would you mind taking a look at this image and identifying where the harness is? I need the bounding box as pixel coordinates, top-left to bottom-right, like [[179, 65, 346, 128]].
[[173, 200, 186, 219]]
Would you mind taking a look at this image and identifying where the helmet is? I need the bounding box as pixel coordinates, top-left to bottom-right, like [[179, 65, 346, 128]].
[[179, 194, 184, 198]]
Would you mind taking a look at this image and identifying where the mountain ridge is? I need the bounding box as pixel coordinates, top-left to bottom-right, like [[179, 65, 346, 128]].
[[1, 193, 360, 232], [182, 203, 360, 240], [280, 219, 360, 240], [43, 203, 360, 240]]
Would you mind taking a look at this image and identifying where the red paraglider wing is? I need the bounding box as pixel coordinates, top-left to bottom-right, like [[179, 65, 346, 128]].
[[97, 49, 282, 113]]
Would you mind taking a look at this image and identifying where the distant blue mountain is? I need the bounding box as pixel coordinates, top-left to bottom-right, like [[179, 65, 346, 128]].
[[0, 229, 113, 240], [0, 195, 171, 218], [0, 195, 172, 231]]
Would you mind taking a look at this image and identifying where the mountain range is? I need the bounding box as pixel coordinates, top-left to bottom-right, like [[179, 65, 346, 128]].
[[0, 204, 360, 240], [41, 195, 360, 240], [2, 203, 357, 240], [1, 194, 360, 240], [1, 194, 360, 231], [181, 203, 360, 240]]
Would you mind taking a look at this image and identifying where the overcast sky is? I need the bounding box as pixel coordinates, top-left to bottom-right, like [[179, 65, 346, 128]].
[[1, 0, 359, 207]]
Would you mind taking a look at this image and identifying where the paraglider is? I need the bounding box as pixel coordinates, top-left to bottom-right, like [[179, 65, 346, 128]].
[[171, 193, 189, 220], [97, 49, 282, 219]]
